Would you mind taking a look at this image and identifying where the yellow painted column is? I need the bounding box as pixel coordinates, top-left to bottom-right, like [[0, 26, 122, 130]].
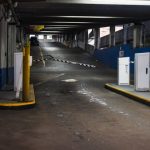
[[22, 40, 30, 101]]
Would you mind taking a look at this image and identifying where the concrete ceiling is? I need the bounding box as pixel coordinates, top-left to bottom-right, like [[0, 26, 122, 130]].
[[2, 0, 150, 34]]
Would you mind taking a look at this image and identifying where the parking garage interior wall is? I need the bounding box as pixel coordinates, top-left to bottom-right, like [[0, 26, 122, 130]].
[[77, 32, 85, 50], [77, 40, 94, 54], [94, 44, 150, 73], [77, 31, 95, 53], [7, 25, 16, 86], [86, 44, 95, 54], [78, 41, 85, 49]]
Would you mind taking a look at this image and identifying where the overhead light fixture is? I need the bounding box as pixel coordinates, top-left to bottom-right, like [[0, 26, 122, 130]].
[[50, 22, 91, 24], [40, 31, 61, 33], [45, 25, 80, 27], [46, 0, 150, 5], [50, 16, 122, 19], [45, 27, 74, 29]]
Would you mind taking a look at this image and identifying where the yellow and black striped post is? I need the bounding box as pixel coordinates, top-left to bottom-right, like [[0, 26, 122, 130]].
[[22, 39, 30, 101]]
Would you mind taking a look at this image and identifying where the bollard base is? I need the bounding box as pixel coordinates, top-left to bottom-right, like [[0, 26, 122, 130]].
[[105, 83, 150, 106], [0, 85, 36, 109]]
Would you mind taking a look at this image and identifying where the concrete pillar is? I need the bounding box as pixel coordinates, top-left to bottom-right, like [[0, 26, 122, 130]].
[[64, 34, 67, 46], [109, 26, 115, 47], [143, 24, 146, 47], [59, 34, 61, 42], [44, 35, 47, 40], [123, 24, 128, 45], [60, 34, 62, 43], [74, 34, 77, 47], [7, 24, 16, 85], [84, 30, 88, 50], [94, 28, 100, 49], [76, 33, 79, 48], [63, 34, 65, 42], [57, 34, 59, 42], [0, 5, 8, 89], [61, 34, 63, 43], [21, 27, 25, 48], [71, 34, 75, 48], [133, 24, 143, 48], [16, 27, 23, 52], [62, 35, 64, 43]]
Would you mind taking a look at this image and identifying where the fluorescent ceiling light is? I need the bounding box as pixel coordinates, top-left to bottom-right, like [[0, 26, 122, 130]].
[[45, 27, 74, 28], [46, 0, 150, 6], [50, 16, 122, 19], [50, 22, 91, 24], [40, 31, 60, 32], [45, 25, 80, 27]]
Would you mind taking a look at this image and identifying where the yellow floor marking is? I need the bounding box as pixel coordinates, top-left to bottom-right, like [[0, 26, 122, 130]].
[[105, 84, 150, 103], [0, 85, 36, 107]]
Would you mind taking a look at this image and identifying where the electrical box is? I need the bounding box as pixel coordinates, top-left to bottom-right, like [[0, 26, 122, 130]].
[[135, 52, 150, 91], [118, 57, 130, 85], [14, 52, 23, 92]]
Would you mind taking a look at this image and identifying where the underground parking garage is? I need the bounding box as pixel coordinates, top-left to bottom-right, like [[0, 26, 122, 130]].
[[0, 0, 150, 150]]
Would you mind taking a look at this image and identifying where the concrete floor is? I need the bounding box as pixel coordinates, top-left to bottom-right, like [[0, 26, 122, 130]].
[[0, 42, 150, 150]]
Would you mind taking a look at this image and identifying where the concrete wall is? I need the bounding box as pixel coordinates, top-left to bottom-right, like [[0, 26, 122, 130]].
[[99, 21, 150, 48], [77, 31, 85, 49], [77, 31, 95, 54], [78, 41, 85, 49], [86, 44, 95, 54], [94, 44, 150, 73], [7, 25, 16, 85], [100, 26, 134, 48]]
